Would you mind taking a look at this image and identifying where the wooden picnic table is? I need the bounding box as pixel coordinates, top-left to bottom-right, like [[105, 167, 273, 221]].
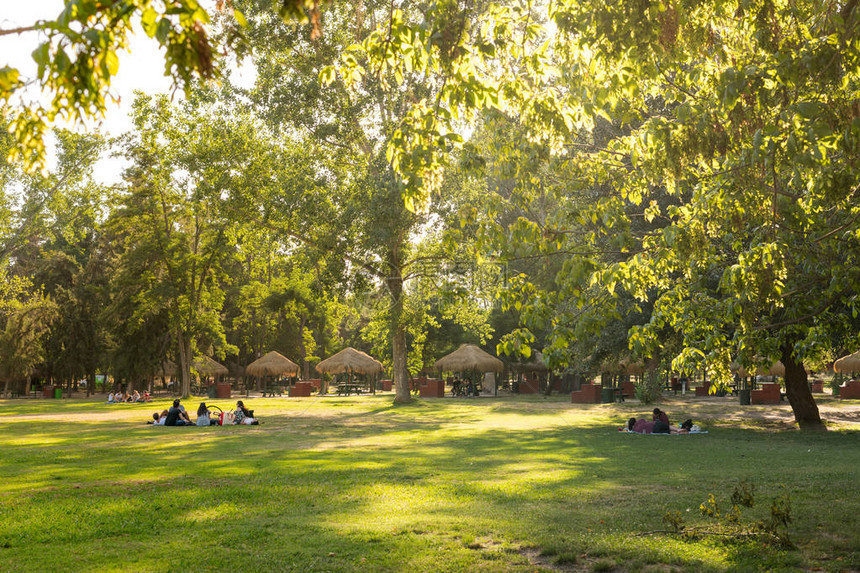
[[262, 384, 285, 397], [337, 383, 365, 395]]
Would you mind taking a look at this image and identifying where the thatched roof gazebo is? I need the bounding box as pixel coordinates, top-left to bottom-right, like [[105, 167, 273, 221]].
[[513, 351, 548, 373], [316, 347, 384, 394], [315, 347, 384, 375], [736, 360, 785, 378], [434, 344, 504, 373], [193, 356, 229, 377], [834, 351, 860, 373], [768, 361, 786, 377], [246, 351, 300, 377]]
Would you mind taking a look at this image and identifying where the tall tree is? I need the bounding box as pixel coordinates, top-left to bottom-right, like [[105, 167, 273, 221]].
[[108, 92, 254, 397], [346, 0, 860, 429], [237, 0, 485, 401]]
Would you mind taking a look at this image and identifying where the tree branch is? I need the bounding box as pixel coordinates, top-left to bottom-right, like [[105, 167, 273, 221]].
[[0, 25, 41, 37]]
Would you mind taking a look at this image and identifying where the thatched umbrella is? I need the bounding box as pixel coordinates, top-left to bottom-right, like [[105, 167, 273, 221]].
[[834, 351, 860, 373], [246, 351, 300, 377], [768, 361, 785, 377], [315, 347, 384, 375], [735, 360, 785, 378], [316, 347, 384, 393], [193, 356, 229, 377], [434, 344, 504, 373], [513, 351, 548, 372]]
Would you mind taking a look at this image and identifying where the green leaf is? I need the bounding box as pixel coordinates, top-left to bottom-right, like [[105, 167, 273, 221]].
[[156, 18, 171, 44], [233, 9, 248, 28], [0, 66, 21, 92], [796, 102, 819, 119], [319, 66, 336, 86], [141, 7, 158, 37], [752, 129, 762, 161], [32, 43, 50, 75], [104, 50, 119, 76]]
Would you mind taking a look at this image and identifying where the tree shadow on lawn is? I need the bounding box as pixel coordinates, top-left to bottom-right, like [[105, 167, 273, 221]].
[[1, 409, 858, 572]]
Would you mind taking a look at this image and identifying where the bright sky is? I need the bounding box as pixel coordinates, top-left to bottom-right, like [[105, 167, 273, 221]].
[[0, 2, 255, 184]]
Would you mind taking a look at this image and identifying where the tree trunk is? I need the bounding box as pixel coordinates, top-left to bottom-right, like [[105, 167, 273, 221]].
[[781, 343, 825, 431], [298, 316, 308, 381], [392, 324, 409, 402], [177, 329, 192, 399], [388, 267, 411, 403], [543, 373, 553, 396]]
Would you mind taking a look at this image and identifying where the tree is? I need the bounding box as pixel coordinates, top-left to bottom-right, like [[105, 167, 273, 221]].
[[539, 0, 860, 430], [108, 92, 253, 397], [0, 291, 57, 395], [236, 0, 493, 402], [341, 0, 860, 429], [18, 131, 112, 393]]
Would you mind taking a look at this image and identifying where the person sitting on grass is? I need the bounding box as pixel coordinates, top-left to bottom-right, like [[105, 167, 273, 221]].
[[652, 408, 671, 433], [177, 401, 192, 424], [165, 400, 191, 426], [233, 400, 259, 425], [148, 410, 168, 425], [196, 402, 212, 426], [107, 392, 117, 404], [131, 390, 141, 403]]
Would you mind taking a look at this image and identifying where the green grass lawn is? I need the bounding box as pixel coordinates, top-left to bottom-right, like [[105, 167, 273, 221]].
[[0, 394, 857, 572]]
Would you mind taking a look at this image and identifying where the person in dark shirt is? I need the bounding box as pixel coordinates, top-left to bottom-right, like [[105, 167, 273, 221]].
[[164, 399, 189, 426], [652, 408, 671, 433]]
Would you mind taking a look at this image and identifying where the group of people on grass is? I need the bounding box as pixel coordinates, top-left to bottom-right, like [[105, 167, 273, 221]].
[[107, 390, 150, 404], [148, 399, 258, 426], [448, 376, 478, 397], [624, 408, 696, 434]]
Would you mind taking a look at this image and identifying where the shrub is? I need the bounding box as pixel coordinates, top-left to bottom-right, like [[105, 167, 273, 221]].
[[831, 372, 843, 396], [634, 370, 663, 404]]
